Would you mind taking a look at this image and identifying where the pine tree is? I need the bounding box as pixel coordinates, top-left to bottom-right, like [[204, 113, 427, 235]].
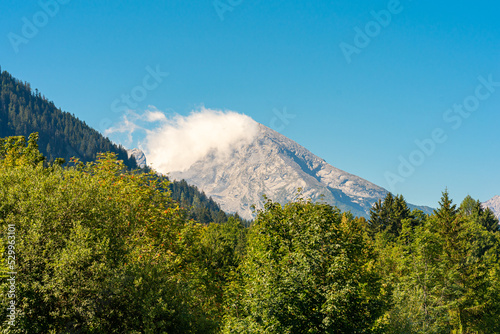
[[370, 193, 415, 237], [433, 189, 458, 236]]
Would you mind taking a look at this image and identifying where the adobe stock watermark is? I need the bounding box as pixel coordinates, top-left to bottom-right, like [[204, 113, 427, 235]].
[[5, 224, 17, 327], [213, 0, 242, 21], [385, 74, 500, 192], [339, 0, 410, 64], [7, 0, 72, 54], [99, 65, 169, 132], [270, 107, 295, 132]]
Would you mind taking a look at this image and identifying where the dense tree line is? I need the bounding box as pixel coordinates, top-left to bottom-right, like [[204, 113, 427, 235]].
[[369, 192, 500, 332], [0, 134, 247, 333], [0, 135, 499, 333]]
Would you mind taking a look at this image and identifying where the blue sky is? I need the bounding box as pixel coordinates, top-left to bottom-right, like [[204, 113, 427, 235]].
[[1, 0, 499, 207]]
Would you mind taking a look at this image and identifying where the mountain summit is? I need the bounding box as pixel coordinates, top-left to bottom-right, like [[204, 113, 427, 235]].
[[169, 124, 396, 219]]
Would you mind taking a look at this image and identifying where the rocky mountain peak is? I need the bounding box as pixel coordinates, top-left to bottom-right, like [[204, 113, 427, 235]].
[[168, 124, 393, 219]]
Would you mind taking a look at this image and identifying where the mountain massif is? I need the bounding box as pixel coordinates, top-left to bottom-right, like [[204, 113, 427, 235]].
[[169, 124, 431, 219]]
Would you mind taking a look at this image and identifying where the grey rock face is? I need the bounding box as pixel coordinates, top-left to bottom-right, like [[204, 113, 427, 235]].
[[168, 124, 392, 219]]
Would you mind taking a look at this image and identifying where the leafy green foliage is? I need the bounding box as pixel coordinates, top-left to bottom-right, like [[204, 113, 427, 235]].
[[223, 197, 389, 333], [0, 134, 499, 333], [0, 136, 239, 333]]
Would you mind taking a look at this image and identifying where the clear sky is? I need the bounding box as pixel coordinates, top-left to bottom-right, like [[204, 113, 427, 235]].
[[1, 0, 499, 207]]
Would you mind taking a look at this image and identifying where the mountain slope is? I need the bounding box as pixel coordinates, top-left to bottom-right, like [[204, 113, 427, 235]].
[[0, 68, 137, 167], [483, 196, 500, 219], [169, 124, 426, 219]]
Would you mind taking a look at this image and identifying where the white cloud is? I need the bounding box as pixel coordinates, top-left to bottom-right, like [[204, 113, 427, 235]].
[[104, 111, 143, 143], [144, 109, 167, 122], [106, 106, 259, 173]]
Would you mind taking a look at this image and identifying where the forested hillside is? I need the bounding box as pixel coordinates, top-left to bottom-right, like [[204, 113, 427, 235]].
[[0, 67, 136, 167], [168, 179, 250, 226], [1, 135, 499, 333], [0, 68, 239, 225]]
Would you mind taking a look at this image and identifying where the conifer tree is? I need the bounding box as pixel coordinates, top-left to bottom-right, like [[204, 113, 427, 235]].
[[433, 189, 458, 233]]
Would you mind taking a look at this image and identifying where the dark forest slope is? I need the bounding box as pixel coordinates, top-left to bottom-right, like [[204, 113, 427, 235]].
[[0, 67, 137, 168]]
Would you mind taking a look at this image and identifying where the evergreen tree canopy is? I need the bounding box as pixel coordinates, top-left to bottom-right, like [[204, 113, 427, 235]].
[[369, 193, 420, 237]]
